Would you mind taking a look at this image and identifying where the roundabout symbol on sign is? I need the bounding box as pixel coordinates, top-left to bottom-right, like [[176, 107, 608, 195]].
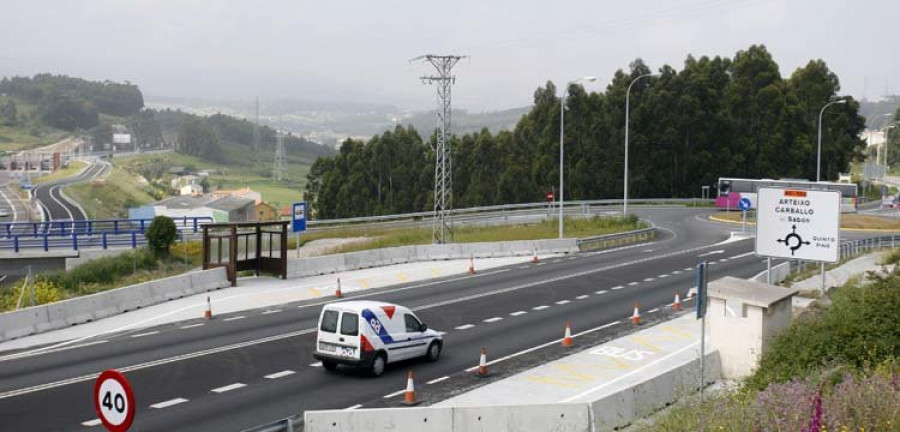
[[776, 225, 810, 256], [94, 369, 135, 432]]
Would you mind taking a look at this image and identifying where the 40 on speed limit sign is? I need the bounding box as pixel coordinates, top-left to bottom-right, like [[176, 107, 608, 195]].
[[94, 370, 135, 431]]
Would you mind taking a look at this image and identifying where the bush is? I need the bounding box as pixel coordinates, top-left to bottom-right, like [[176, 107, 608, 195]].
[[44, 248, 157, 294], [146, 216, 178, 256], [0, 278, 66, 310]]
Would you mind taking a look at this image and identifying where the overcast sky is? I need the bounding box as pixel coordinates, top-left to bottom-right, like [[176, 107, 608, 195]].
[[1, 0, 897, 111]]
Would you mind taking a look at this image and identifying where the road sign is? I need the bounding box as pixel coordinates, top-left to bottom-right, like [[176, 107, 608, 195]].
[[292, 202, 307, 233], [755, 187, 840, 263], [94, 370, 135, 432], [546, 191, 554, 202], [695, 262, 708, 319], [738, 197, 751, 211]]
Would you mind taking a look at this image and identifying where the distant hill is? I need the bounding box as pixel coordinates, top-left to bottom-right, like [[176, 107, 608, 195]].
[[146, 95, 530, 147], [860, 96, 899, 129]]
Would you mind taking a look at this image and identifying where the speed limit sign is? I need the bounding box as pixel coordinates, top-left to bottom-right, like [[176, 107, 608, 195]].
[[94, 370, 135, 432]]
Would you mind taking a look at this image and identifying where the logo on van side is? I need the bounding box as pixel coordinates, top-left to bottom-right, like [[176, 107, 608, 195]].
[[361, 309, 395, 344]]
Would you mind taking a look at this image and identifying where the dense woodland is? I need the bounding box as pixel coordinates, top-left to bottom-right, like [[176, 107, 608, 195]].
[[305, 45, 868, 219]]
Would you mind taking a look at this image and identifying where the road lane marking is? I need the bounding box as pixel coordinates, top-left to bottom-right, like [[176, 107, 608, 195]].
[[224, 316, 246, 322], [684, 267, 692, 271], [509, 311, 527, 317], [427, 376, 450, 385], [130, 331, 159, 338], [536, 262, 546, 266], [658, 274, 669, 278], [81, 419, 102, 427], [568, 257, 577, 260], [698, 250, 725, 257], [345, 404, 363, 410], [708, 261, 717, 266], [555, 300, 571, 305], [648, 308, 660, 313], [483, 317, 503, 323], [151, 398, 189, 409], [464, 321, 620, 373], [672, 270, 682, 274], [627, 282, 638, 286], [265, 370, 296, 379], [533, 305, 550, 310], [211, 383, 246, 393], [560, 342, 699, 403], [719, 258, 728, 263], [611, 286, 623, 291], [729, 252, 754, 260], [575, 295, 590, 300], [518, 265, 529, 269], [262, 309, 282, 315], [455, 324, 475, 330], [383, 389, 405, 398], [180, 323, 205, 329], [310, 362, 323, 367], [643, 278, 655, 282], [595, 290, 608, 295]]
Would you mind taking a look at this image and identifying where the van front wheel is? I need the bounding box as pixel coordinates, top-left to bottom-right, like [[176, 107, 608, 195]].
[[426, 342, 442, 362], [370, 353, 386, 377]]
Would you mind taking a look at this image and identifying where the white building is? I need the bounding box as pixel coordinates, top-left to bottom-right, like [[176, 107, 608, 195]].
[[862, 129, 886, 147]]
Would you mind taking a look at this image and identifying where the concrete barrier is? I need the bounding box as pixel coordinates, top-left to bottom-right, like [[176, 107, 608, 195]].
[[287, 238, 586, 279], [0, 267, 229, 342], [589, 352, 720, 431], [751, 261, 791, 284], [304, 403, 591, 432]]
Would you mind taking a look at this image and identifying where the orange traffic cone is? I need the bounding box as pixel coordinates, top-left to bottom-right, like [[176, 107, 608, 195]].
[[468, 257, 476, 275], [562, 321, 573, 347], [632, 303, 641, 325], [673, 291, 682, 310], [532, 248, 539, 263], [204, 296, 212, 319], [477, 348, 489, 377], [403, 369, 416, 405], [335, 278, 342, 298]]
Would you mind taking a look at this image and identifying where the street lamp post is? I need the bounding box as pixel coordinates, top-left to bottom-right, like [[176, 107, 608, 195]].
[[816, 99, 847, 182], [559, 76, 597, 238], [624, 73, 655, 217]]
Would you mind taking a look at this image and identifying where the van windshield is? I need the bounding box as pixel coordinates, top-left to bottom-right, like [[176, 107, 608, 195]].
[[320, 310, 338, 333], [340, 313, 359, 336]]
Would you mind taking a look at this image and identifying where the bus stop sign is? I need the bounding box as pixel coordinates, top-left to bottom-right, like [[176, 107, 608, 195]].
[[292, 202, 307, 233]]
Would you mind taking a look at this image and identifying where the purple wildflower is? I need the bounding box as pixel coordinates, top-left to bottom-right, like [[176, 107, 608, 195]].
[[801, 389, 824, 432]]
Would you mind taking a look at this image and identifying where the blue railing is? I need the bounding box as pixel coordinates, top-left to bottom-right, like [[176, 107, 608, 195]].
[[0, 230, 203, 252], [1, 217, 214, 238]]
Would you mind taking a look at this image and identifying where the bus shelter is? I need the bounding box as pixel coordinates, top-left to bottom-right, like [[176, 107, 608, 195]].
[[202, 221, 288, 286]]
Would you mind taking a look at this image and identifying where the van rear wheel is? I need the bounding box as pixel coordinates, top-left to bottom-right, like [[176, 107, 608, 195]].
[[322, 360, 338, 371], [370, 353, 386, 377]]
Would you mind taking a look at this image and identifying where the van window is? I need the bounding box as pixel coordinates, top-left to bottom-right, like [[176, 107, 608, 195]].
[[404, 314, 422, 333], [320, 310, 338, 333], [340, 313, 359, 336]]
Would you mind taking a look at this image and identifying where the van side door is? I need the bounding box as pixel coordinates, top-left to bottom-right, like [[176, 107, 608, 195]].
[[400, 313, 430, 359]]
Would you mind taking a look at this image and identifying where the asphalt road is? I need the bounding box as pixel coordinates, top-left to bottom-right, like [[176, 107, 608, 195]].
[[0, 207, 787, 431], [31, 161, 108, 234]]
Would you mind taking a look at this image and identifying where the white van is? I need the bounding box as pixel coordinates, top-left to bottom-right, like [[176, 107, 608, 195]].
[[313, 301, 443, 376]]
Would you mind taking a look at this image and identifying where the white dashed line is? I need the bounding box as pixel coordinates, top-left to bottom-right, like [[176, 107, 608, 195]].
[[131, 331, 159, 339], [575, 295, 590, 300], [596, 290, 608, 295], [729, 252, 754, 260], [552, 260, 562, 263], [555, 300, 571, 305], [672, 270, 682, 275], [483, 317, 503, 323], [383, 389, 405, 399], [611, 286, 624, 291], [211, 383, 246, 393], [265, 370, 296, 379], [262, 309, 282, 315], [719, 258, 728, 263], [224, 316, 246, 322], [81, 419, 102, 427], [648, 308, 660, 313], [568, 257, 577, 260], [643, 278, 655, 282], [536, 262, 546, 266], [427, 376, 450, 385], [455, 324, 476, 330], [533, 305, 550, 311], [510, 311, 527, 317], [684, 267, 692, 271], [180, 323, 205, 329], [627, 282, 639, 286], [658, 274, 669, 278], [518, 265, 529, 269], [150, 398, 188, 409], [310, 362, 323, 367], [708, 261, 717, 266], [345, 404, 363, 410]]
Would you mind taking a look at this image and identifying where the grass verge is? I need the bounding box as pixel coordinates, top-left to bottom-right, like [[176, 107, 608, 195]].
[[713, 211, 900, 230], [66, 166, 157, 219], [33, 161, 87, 184]]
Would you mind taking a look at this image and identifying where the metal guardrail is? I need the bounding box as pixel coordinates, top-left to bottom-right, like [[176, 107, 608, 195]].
[[788, 235, 900, 274], [576, 226, 657, 252], [307, 198, 712, 227], [241, 417, 300, 432], [1, 216, 214, 238]]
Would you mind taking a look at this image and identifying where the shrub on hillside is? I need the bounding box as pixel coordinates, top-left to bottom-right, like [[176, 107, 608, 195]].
[[44, 248, 157, 293], [146, 216, 178, 256]]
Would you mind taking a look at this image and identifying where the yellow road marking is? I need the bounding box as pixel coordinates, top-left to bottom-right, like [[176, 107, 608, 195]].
[[630, 336, 661, 352], [360, 278, 369, 289], [309, 287, 322, 297], [660, 326, 694, 340], [396, 273, 408, 282]]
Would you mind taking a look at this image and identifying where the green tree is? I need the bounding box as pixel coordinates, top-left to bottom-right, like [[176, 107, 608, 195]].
[[0, 99, 17, 126], [145, 216, 178, 256], [177, 117, 221, 161]]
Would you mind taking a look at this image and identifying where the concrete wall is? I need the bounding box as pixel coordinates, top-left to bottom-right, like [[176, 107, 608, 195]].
[[304, 403, 591, 432], [751, 261, 791, 284], [590, 352, 720, 431], [0, 250, 77, 280], [0, 267, 229, 342], [287, 238, 581, 279]]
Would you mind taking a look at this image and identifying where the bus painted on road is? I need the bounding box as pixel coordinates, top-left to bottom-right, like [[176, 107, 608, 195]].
[[716, 177, 858, 213]]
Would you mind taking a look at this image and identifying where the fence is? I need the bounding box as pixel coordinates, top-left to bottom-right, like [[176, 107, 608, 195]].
[[577, 226, 657, 252], [1, 216, 213, 238], [787, 235, 899, 275]]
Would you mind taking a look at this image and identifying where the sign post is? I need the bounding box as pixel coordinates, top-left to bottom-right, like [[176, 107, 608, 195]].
[[94, 370, 135, 432], [755, 187, 841, 291], [695, 262, 708, 408], [292, 202, 307, 258]]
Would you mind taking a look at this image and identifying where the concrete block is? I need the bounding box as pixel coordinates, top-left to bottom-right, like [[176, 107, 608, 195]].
[[305, 407, 452, 432], [189, 268, 230, 292], [0, 306, 49, 341], [453, 404, 591, 432], [149, 274, 193, 301]]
